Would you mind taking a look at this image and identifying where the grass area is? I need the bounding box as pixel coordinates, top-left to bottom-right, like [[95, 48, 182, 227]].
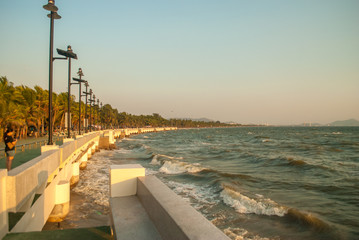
[[4, 226, 112, 240]]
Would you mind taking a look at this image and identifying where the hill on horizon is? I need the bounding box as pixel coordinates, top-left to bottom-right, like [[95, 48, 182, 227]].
[[329, 119, 359, 126]]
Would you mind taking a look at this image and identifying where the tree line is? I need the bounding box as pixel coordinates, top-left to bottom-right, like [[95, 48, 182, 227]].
[[1, 76, 237, 140]]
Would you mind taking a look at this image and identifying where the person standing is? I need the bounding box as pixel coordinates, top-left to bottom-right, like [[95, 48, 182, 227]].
[[3, 127, 17, 171]]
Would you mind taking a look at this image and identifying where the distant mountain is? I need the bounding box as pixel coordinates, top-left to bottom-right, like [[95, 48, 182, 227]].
[[329, 119, 359, 126], [180, 117, 215, 122]]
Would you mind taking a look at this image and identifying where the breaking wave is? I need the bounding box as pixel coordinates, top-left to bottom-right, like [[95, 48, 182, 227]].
[[159, 160, 206, 174], [220, 185, 287, 217], [286, 208, 331, 232]]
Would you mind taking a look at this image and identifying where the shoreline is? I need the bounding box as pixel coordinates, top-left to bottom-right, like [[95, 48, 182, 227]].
[[42, 191, 110, 231]]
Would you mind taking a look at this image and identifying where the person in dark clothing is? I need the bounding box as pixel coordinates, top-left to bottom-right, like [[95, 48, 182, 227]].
[[3, 127, 17, 171]]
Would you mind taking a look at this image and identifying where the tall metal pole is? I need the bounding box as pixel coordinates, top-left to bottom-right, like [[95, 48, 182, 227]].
[[92, 95, 96, 131], [100, 102, 103, 130], [48, 11, 54, 145], [84, 82, 89, 133], [67, 57, 71, 138], [97, 99, 99, 130], [89, 90, 92, 132], [78, 75, 82, 135]]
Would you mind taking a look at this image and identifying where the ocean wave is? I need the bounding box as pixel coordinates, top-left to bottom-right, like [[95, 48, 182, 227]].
[[166, 181, 219, 208], [159, 160, 206, 174], [73, 154, 110, 208], [332, 132, 342, 135], [150, 154, 161, 165], [286, 208, 331, 232], [286, 157, 307, 166], [221, 184, 331, 232], [200, 169, 258, 182], [157, 153, 183, 160], [220, 185, 287, 217], [224, 227, 272, 240]]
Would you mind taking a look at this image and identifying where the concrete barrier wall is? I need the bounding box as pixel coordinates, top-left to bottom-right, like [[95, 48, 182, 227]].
[[1, 128, 175, 237], [109, 163, 227, 240], [6, 150, 61, 212], [3, 131, 102, 235], [137, 175, 229, 240], [10, 156, 73, 233], [0, 169, 8, 240]]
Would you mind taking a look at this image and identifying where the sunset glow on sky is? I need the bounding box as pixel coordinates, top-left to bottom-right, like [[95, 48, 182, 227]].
[[1, 0, 358, 125]]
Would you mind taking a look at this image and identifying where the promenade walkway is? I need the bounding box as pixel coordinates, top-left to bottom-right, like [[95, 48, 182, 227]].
[[0, 136, 64, 169], [3, 226, 112, 240]]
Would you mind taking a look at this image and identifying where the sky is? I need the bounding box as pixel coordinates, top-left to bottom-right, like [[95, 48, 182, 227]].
[[0, 0, 358, 125]]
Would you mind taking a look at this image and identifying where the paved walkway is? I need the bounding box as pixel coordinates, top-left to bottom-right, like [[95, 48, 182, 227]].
[[0, 136, 63, 169], [3, 226, 112, 240]]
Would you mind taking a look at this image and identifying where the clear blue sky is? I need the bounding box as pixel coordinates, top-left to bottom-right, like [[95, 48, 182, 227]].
[[1, 0, 358, 125]]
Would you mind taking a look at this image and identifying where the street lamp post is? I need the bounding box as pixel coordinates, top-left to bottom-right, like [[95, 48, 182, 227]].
[[89, 94, 96, 132], [56, 46, 78, 138], [88, 89, 93, 132], [97, 99, 100, 130], [83, 82, 90, 133], [100, 102, 103, 130], [43, 0, 61, 145], [72, 68, 87, 135]]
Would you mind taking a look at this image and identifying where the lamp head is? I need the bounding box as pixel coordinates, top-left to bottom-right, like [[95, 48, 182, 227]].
[[77, 68, 84, 77], [47, 12, 61, 19], [43, 0, 58, 12]]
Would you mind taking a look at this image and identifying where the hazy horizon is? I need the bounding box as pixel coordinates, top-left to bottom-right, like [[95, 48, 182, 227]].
[[1, 0, 358, 125]]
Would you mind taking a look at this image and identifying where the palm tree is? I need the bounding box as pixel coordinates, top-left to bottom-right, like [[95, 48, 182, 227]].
[[0, 76, 16, 139], [34, 86, 48, 136]]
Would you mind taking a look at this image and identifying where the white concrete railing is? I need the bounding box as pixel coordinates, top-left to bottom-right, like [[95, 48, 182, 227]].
[[0, 131, 102, 239], [109, 164, 229, 240], [0, 127, 177, 239]]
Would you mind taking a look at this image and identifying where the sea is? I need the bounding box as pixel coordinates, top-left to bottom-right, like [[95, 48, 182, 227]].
[[67, 127, 359, 240]]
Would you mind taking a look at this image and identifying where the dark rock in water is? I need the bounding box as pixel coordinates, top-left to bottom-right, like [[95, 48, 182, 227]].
[[109, 144, 117, 150]]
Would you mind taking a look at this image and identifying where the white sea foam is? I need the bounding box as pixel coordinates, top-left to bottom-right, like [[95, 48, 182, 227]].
[[220, 187, 287, 217], [159, 161, 205, 174], [114, 148, 134, 154], [73, 153, 111, 208], [150, 155, 161, 165], [166, 181, 219, 209], [224, 227, 272, 240], [145, 168, 158, 175], [332, 132, 342, 135], [157, 154, 184, 160]]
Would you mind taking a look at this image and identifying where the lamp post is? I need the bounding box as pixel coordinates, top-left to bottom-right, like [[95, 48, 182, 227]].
[[100, 102, 103, 130], [43, 0, 61, 145], [97, 99, 100, 130], [83, 82, 90, 133], [56, 46, 78, 138], [89, 94, 96, 132], [88, 89, 93, 132], [72, 68, 87, 135]]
